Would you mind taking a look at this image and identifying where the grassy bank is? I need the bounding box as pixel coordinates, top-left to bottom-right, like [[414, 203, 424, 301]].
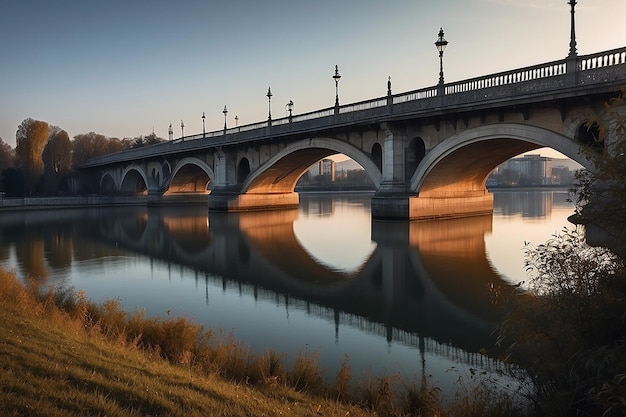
[[0, 269, 522, 416]]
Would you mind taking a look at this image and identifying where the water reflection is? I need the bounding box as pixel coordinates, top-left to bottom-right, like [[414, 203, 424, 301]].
[[493, 189, 573, 218], [0, 191, 574, 392], [0, 201, 516, 353]]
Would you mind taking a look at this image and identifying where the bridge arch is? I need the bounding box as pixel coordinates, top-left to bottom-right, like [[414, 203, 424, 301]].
[[575, 121, 605, 150], [166, 157, 214, 194], [411, 123, 592, 195], [405, 137, 426, 181], [120, 166, 148, 195], [241, 137, 382, 193], [100, 172, 116, 195], [237, 157, 251, 186], [371, 142, 383, 171]]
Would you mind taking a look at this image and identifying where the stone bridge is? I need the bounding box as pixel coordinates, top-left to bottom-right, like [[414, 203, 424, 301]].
[[80, 47, 626, 220]]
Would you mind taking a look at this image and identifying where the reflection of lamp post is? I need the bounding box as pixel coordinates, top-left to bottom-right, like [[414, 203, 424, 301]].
[[168, 123, 173, 141], [266, 87, 272, 124], [180, 119, 185, 139], [222, 105, 228, 133], [286, 100, 294, 122], [202, 112, 206, 138], [333, 65, 341, 111], [435, 28, 448, 87]]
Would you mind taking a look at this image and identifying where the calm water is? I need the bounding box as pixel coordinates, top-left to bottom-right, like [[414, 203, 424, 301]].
[[0, 190, 576, 399]]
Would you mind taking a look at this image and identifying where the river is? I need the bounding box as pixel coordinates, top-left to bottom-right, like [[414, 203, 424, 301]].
[[0, 189, 576, 400]]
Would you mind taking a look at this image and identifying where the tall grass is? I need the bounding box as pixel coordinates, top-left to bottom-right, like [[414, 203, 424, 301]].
[[0, 269, 527, 416]]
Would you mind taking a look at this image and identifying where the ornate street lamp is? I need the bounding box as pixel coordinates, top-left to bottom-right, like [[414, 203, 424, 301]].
[[222, 105, 228, 132], [568, 0, 577, 58], [180, 119, 185, 139], [286, 100, 294, 122], [266, 87, 272, 123], [435, 28, 448, 86], [202, 112, 206, 138], [235, 115, 239, 127], [168, 123, 173, 141], [333, 65, 341, 108]]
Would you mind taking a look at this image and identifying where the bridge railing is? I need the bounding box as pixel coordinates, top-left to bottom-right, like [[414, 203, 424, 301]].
[[445, 60, 567, 94], [579, 47, 626, 71], [393, 87, 438, 104]]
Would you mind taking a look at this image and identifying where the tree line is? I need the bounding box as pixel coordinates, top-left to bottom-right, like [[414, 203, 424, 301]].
[[0, 118, 164, 197]]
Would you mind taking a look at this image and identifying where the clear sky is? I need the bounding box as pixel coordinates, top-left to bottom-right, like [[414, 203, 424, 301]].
[[1, 0, 624, 149]]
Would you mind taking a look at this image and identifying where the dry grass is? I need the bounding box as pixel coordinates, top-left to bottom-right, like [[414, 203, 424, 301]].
[[0, 268, 526, 416], [0, 269, 370, 417]]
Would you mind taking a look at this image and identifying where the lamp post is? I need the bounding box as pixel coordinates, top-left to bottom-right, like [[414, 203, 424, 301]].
[[435, 28, 448, 87], [168, 123, 173, 141], [202, 112, 206, 138], [180, 119, 185, 139], [222, 105, 228, 133], [266, 87, 272, 124], [333, 65, 341, 112], [568, 0, 577, 58], [286, 100, 294, 122], [235, 115, 239, 128]]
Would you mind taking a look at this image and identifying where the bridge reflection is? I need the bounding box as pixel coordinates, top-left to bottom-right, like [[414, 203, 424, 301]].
[[0, 203, 518, 361]]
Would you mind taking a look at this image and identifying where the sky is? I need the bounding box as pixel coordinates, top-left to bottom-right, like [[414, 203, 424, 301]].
[[1, 0, 625, 156]]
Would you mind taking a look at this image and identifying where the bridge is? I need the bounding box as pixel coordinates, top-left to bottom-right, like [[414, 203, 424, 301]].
[[80, 47, 626, 220]]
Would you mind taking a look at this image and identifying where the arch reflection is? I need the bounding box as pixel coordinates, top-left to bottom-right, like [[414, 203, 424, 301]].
[[0, 201, 519, 359]]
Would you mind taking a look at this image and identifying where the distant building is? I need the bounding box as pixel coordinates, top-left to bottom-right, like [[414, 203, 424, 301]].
[[489, 154, 573, 186], [318, 159, 335, 182], [516, 154, 552, 185]]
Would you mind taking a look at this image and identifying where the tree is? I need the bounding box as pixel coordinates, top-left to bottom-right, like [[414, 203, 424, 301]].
[[130, 132, 164, 148], [42, 127, 72, 195], [0, 137, 14, 172], [1, 168, 24, 197], [43, 127, 72, 174], [71, 132, 130, 168], [15, 118, 48, 195]]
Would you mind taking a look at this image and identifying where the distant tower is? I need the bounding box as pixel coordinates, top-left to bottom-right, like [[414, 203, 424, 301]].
[[319, 159, 336, 182]]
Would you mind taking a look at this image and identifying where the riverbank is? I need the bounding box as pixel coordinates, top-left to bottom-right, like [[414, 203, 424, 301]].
[[0, 195, 146, 211], [0, 269, 375, 417]]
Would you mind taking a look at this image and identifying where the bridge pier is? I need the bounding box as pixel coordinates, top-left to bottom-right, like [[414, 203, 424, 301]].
[[371, 191, 493, 221], [207, 191, 300, 212]]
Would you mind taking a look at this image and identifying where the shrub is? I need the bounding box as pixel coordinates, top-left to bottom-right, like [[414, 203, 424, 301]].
[[289, 348, 324, 395], [495, 228, 626, 416]]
